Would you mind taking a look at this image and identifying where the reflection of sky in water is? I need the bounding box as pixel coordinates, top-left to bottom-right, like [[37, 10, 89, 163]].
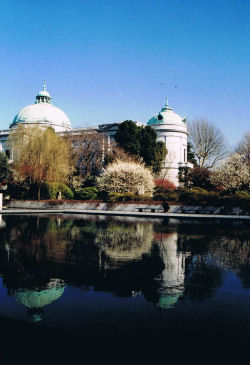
[[0, 214, 249, 333]]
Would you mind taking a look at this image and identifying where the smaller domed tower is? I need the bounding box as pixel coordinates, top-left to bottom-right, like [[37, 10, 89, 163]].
[[148, 98, 193, 186]]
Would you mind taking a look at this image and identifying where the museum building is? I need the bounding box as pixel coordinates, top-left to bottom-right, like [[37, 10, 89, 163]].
[[0, 83, 192, 186]]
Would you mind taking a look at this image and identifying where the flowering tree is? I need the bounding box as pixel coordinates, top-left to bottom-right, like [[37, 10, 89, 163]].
[[235, 131, 250, 168], [97, 160, 155, 196], [209, 153, 249, 192]]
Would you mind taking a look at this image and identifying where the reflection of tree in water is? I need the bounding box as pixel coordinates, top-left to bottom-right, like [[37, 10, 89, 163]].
[[0, 215, 163, 302], [239, 261, 250, 289], [95, 222, 154, 266], [208, 237, 250, 290], [184, 257, 222, 301], [177, 223, 250, 301], [1, 216, 249, 312]]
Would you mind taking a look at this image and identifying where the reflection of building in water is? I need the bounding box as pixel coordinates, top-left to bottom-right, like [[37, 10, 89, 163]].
[[95, 223, 154, 267], [0, 214, 6, 228], [154, 232, 186, 309], [9, 278, 65, 322]]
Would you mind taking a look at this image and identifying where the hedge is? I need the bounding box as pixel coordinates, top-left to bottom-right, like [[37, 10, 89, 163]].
[[76, 187, 98, 200], [40, 182, 74, 199]]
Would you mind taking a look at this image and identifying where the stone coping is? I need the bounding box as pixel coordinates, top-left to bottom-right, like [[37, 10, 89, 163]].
[[1, 208, 249, 220], [7, 200, 248, 216]]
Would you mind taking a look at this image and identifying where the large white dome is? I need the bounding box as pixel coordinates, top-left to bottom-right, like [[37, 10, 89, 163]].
[[10, 82, 72, 132], [11, 103, 72, 131]]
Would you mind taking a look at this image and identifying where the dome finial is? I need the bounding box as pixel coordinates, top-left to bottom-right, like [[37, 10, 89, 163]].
[[43, 80, 47, 91], [166, 96, 168, 107]]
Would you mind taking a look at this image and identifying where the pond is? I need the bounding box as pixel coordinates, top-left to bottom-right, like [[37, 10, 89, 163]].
[[0, 214, 249, 364]]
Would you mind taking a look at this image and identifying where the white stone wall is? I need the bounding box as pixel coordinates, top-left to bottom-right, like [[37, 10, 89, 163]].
[[154, 125, 190, 186]]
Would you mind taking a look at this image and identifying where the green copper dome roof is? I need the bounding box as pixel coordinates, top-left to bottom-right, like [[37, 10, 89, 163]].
[[148, 98, 186, 127]]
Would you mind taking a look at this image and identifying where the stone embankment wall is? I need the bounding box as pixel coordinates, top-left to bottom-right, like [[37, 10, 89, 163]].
[[8, 200, 247, 215]]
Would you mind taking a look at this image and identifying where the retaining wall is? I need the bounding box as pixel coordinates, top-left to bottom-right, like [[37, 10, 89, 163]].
[[7, 200, 247, 215]]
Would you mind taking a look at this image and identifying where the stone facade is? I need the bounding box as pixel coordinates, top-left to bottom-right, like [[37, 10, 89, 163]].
[[0, 84, 192, 185], [148, 98, 193, 186]]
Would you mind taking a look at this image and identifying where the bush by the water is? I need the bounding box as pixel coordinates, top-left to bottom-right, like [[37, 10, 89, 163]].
[[153, 190, 178, 202], [154, 179, 176, 190], [7, 182, 30, 199], [41, 182, 74, 199], [153, 186, 250, 209], [76, 187, 98, 200], [107, 192, 151, 202]]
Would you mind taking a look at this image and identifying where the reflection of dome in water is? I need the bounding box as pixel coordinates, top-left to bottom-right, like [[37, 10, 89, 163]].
[[10, 279, 65, 322], [156, 293, 182, 310], [13, 286, 65, 308]]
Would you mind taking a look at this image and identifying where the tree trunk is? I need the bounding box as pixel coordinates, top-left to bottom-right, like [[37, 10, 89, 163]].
[[37, 184, 41, 201]]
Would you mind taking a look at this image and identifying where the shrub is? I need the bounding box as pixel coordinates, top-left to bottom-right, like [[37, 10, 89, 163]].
[[107, 192, 151, 202], [177, 188, 219, 204], [41, 182, 74, 199], [235, 190, 250, 200], [154, 179, 176, 191], [153, 191, 178, 202], [7, 182, 30, 199], [76, 187, 98, 200]]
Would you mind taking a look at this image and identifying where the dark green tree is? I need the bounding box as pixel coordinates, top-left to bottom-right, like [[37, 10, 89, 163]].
[[0, 152, 11, 186], [178, 166, 191, 188], [189, 166, 213, 190], [114, 121, 141, 156], [115, 121, 167, 173], [187, 142, 197, 165]]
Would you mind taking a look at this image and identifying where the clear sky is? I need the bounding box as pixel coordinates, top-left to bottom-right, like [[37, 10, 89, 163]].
[[0, 0, 249, 147]]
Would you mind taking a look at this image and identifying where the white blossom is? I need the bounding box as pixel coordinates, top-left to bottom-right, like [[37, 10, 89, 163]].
[[209, 153, 249, 191], [97, 160, 155, 196]]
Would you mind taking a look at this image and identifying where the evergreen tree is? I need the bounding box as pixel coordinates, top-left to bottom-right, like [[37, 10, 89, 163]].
[[0, 152, 11, 185], [115, 121, 167, 173], [114, 121, 141, 156], [187, 142, 197, 165]]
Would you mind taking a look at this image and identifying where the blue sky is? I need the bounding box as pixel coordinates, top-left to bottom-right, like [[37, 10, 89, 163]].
[[0, 0, 249, 147]]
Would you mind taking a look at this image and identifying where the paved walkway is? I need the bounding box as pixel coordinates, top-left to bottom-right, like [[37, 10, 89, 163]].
[[0, 208, 249, 220]]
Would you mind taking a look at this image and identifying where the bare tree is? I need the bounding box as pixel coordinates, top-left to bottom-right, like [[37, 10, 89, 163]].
[[235, 131, 250, 168], [67, 131, 109, 179], [106, 141, 140, 164], [188, 119, 227, 168], [67, 131, 139, 181]]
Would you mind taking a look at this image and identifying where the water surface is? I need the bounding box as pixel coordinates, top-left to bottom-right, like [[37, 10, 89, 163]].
[[0, 214, 249, 364]]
